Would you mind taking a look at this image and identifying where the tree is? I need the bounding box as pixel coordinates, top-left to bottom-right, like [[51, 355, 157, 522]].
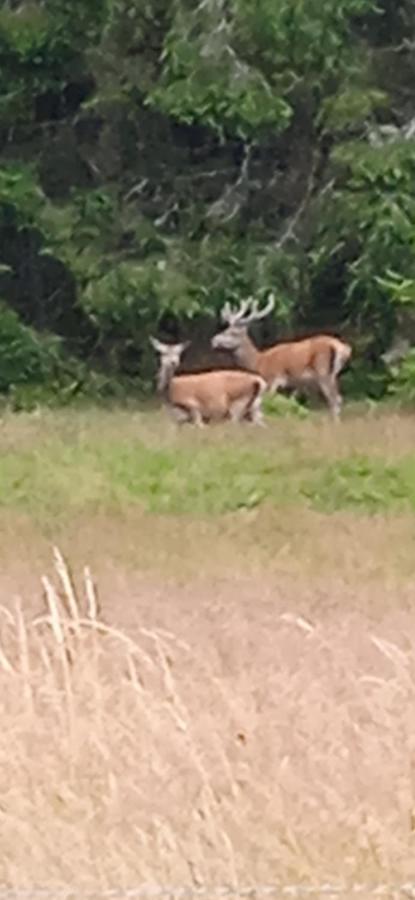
[[0, 0, 414, 402]]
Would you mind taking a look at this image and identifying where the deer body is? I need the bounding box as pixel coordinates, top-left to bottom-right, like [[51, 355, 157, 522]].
[[150, 337, 267, 426], [211, 295, 352, 419]]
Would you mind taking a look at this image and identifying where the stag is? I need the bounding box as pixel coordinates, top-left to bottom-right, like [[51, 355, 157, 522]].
[[211, 295, 352, 419]]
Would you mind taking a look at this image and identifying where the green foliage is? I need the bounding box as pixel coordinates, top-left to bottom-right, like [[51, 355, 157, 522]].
[[148, 1, 291, 137], [0, 0, 107, 127], [262, 393, 309, 419], [0, 0, 414, 399], [376, 268, 415, 308], [385, 350, 415, 404], [344, 143, 415, 340], [235, 0, 377, 83], [341, 359, 389, 401], [150, 35, 291, 137], [303, 455, 412, 513], [0, 164, 45, 226], [321, 86, 388, 131], [148, 0, 377, 137], [307, 140, 415, 348], [0, 302, 62, 391]]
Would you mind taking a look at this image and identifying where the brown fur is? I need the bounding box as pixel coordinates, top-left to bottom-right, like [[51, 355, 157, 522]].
[[255, 335, 351, 384], [212, 297, 352, 419], [150, 337, 267, 426]]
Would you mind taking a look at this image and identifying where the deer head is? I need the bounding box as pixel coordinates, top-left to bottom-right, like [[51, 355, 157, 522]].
[[149, 337, 190, 392], [211, 293, 275, 353]]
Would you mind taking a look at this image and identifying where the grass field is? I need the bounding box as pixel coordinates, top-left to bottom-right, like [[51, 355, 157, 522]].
[[1, 405, 415, 896]]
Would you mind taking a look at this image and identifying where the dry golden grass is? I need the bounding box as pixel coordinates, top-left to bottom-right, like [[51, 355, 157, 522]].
[[0, 407, 414, 896], [0, 526, 414, 895]]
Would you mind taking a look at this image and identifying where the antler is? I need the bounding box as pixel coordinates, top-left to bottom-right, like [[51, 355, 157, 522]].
[[220, 293, 275, 327], [221, 297, 253, 325], [245, 292, 275, 324]]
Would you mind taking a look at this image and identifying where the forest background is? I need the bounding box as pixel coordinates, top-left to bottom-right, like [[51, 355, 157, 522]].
[[1, 0, 415, 409]]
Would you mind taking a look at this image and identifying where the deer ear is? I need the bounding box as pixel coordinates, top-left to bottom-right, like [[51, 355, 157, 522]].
[[149, 336, 166, 353], [174, 340, 190, 359]]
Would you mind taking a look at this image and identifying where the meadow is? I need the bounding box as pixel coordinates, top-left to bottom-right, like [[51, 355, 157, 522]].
[[1, 404, 415, 898]]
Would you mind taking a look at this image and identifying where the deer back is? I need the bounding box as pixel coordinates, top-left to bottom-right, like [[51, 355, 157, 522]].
[[257, 335, 352, 382]]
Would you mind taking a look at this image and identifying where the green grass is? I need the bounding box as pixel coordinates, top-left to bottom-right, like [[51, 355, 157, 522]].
[[303, 455, 413, 512], [0, 406, 414, 521], [1, 406, 415, 891]]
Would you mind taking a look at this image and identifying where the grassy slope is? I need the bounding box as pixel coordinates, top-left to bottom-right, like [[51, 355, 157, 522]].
[[1, 407, 415, 892]]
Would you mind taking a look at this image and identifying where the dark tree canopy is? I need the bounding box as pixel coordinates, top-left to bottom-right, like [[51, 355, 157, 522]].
[[1, 0, 415, 404]]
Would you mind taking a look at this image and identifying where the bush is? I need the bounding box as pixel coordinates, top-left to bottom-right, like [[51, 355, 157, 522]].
[[262, 392, 309, 419], [0, 303, 64, 392], [387, 349, 415, 405]]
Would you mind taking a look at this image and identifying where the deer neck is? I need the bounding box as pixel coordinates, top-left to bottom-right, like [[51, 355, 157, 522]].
[[157, 362, 176, 399], [233, 333, 259, 372]]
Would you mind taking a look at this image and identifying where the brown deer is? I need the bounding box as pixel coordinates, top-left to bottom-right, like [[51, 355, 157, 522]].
[[150, 337, 267, 426], [211, 294, 352, 419]]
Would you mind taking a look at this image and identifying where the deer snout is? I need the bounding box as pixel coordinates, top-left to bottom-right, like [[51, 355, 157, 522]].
[[211, 333, 229, 350]]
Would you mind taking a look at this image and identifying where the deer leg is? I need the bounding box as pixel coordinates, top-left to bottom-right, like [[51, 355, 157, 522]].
[[171, 405, 190, 425], [172, 404, 204, 426], [228, 400, 246, 424], [245, 397, 266, 426], [188, 406, 204, 427], [229, 393, 266, 426], [245, 381, 267, 426], [269, 376, 288, 395], [318, 377, 342, 420]]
